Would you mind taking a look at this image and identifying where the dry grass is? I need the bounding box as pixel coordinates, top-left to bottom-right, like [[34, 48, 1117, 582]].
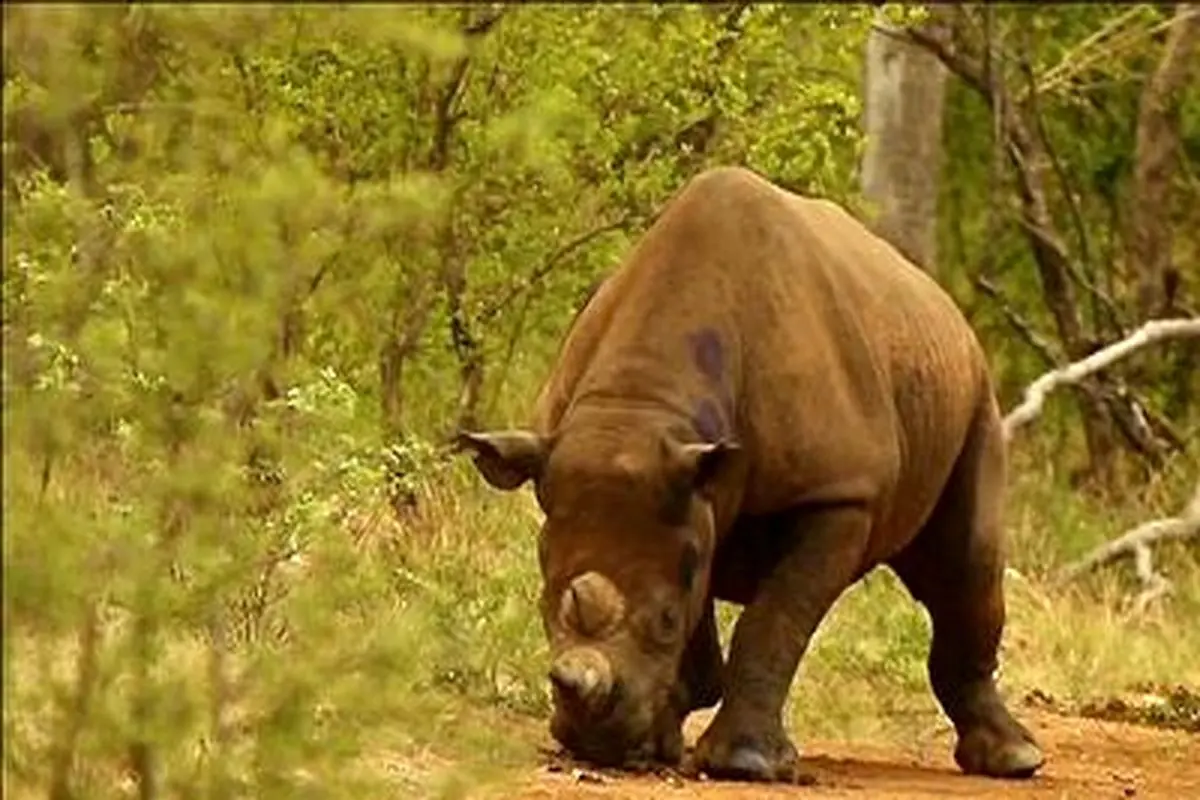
[[5, 436, 1198, 798]]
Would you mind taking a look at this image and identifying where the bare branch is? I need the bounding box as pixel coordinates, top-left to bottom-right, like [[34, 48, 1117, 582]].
[[900, 13, 1090, 362], [428, 7, 507, 172], [974, 275, 1062, 367], [1002, 317, 1200, 441], [1061, 481, 1200, 612], [1131, 541, 1173, 615], [1065, 482, 1200, 579], [1034, 8, 1195, 99], [477, 216, 633, 325]]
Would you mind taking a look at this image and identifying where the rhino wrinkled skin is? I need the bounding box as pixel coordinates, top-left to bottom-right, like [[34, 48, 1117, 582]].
[[457, 167, 1045, 783]]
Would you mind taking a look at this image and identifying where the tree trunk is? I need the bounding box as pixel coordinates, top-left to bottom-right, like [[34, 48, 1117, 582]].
[[905, 11, 1122, 487], [1124, 4, 1200, 450], [861, 9, 949, 274], [1127, 4, 1200, 320], [379, 293, 434, 517]]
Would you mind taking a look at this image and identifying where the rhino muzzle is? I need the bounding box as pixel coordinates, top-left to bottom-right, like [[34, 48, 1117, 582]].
[[549, 646, 619, 718]]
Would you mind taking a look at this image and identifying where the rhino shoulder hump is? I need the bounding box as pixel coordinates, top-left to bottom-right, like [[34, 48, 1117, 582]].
[[677, 166, 777, 204]]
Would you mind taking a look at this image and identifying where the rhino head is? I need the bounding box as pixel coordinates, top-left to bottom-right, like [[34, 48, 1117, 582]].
[[456, 423, 737, 766]]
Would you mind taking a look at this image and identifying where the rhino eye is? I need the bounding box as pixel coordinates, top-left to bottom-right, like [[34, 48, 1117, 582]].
[[655, 606, 682, 644]]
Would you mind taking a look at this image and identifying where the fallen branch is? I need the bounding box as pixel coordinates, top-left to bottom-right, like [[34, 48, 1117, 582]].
[[1061, 480, 1200, 613], [1002, 317, 1200, 442], [978, 292, 1181, 463]]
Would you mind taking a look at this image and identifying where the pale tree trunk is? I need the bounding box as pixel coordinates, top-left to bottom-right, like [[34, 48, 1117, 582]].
[[861, 9, 949, 275], [1125, 4, 1200, 426], [1127, 3, 1200, 320]]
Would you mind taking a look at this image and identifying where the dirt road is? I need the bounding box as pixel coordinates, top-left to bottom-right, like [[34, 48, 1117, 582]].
[[516, 709, 1200, 799]]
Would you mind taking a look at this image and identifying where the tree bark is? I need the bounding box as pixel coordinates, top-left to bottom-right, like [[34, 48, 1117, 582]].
[[1122, 5, 1200, 441], [861, 8, 949, 274], [902, 10, 1123, 485], [1127, 4, 1200, 320]]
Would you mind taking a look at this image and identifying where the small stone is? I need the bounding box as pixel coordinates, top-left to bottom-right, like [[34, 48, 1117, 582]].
[[571, 768, 606, 784]]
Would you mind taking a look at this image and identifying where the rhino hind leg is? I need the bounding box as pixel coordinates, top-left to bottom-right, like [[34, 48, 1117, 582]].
[[691, 506, 872, 783], [889, 402, 1045, 780]]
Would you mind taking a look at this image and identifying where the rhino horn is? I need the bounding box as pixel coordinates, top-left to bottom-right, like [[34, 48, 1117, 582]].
[[549, 646, 616, 716], [560, 571, 625, 637]]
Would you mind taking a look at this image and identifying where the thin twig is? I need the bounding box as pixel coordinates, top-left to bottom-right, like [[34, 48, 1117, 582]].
[[476, 216, 632, 324], [975, 275, 1063, 367], [1061, 481, 1200, 612], [1035, 9, 1196, 98]]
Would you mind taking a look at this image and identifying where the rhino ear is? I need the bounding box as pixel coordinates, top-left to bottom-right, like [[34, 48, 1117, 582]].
[[670, 440, 740, 496], [455, 430, 547, 491]]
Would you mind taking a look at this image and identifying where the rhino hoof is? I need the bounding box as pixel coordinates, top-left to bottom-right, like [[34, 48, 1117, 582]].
[[724, 746, 773, 780], [955, 726, 1045, 779], [692, 730, 805, 784]]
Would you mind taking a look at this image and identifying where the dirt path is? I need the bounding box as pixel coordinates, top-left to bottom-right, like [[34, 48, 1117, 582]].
[[515, 709, 1200, 799]]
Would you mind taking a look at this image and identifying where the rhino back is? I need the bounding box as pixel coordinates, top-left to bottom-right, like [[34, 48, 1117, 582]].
[[534, 167, 987, 539], [757, 192, 988, 539]]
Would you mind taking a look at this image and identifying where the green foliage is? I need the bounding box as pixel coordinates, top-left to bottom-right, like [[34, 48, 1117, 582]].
[[2, 5, 872, 796]]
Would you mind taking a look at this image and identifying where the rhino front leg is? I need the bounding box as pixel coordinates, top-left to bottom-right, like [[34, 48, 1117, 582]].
[[679, 598, 724, 712], [693, 506, 870, 783], [653, 598, 724, 765]]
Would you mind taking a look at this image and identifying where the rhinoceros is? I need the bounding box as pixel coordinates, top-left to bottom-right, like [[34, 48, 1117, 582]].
[[456, 166, 1044, 783]]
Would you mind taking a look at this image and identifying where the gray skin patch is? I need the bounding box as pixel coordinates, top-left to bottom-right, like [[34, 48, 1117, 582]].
[[688, 328, 725, 384], [687, 328, 732, 443], [692, 398, 725, 442]]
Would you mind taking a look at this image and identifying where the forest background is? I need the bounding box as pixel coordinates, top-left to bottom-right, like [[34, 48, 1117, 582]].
[[3, 4, 1199, 798]]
